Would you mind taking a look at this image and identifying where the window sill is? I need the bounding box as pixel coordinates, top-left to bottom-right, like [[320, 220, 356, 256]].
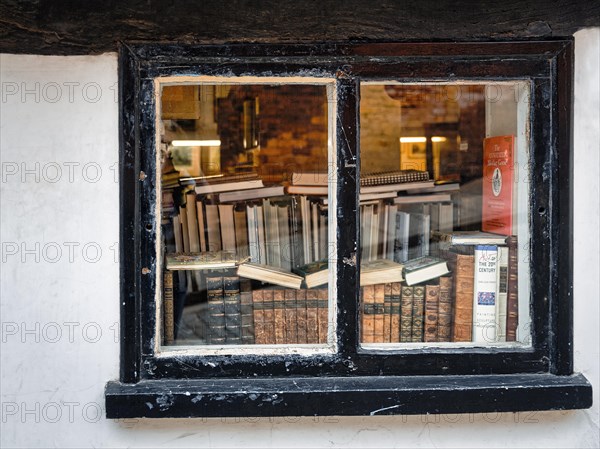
[[105, 373, 592, 418]]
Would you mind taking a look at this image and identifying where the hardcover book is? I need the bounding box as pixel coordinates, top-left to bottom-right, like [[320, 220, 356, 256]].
[[163, 270, 175, 344], [206, 276, 225, 345], [306, 289, 320, 344], [361, 285, 376, 343], [390, 282, 402, 342], [495, 246, 509, 342], [237, 263, 303, 289], [240, 279, 255, 344], [373, 283, 386, 343], [437, 276, 453, 342], [411, 285, 425, 342], [400, 285, 413, 342], [383, 283, 393, 343], [317, 288, 329, 344], [195, 178, 264, 195], [430, 230, 508, 246], [284, 289, 298, 344], [251, 289, 265, 344], [403, 256, 449, 286], [361, 169, 430, 186], [166, 250, 250, 270], [424, 284, 440, 342], [482, 135, 516, 235], [296, 289, 308, 343], [218, 185, 285, 203], [473, 245, 498, 343], [506, 236, 519, 341], [360, 259, 405, 286], [273, 289, 286, 344], [223, 276, 242, 344], [448, 251, 475, 342], [262, 289, 276, 344], [293, 259, 328, 289]]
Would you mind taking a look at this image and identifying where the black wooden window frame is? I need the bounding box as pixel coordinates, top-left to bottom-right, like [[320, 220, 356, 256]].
[[106, 40, 592, 418]]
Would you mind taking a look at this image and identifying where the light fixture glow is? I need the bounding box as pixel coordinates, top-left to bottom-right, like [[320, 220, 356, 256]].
[[399, 136, 448, 143], [171, 140, 221, 147], [399, 137, 427, 143]]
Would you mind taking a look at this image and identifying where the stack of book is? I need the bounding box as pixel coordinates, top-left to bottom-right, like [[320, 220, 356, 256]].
[[288, 169, 435, 203], [359, 232, 519, 344], [165, 275, 330, 345]]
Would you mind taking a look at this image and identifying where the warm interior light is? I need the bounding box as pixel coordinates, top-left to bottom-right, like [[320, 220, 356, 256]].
[[399, 137, 427, 143], [399, 136, 448, 143], [171, 140, 221, 147]]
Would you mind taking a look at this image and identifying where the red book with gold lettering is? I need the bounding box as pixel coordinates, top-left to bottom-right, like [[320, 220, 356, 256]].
[[482, 135, 516, 236]]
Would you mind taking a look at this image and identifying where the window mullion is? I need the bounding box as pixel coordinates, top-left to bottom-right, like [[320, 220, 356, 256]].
[[335, 75, 361, 358]]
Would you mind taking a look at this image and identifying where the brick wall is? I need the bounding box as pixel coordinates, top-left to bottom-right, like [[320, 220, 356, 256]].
[[217, 85, 329, 181]]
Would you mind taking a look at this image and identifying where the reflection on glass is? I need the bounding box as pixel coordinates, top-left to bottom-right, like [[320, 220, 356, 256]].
[[158, 81, 334, 350], [359, 82, 530, 346]]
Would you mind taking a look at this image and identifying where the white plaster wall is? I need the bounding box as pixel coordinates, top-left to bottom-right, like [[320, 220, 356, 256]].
[[0, 29, 598, 448]]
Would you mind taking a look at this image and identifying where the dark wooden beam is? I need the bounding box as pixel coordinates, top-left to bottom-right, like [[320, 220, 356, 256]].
[[1, 0, 599, 55]]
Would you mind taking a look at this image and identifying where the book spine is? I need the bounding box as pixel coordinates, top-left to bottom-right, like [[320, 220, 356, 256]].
[[452, 253, 475, 342], [361, 285, 375, 343], [495, 246, 509, 342], [290, 196, 305, 268], [311, 202, 319, 261], [234, 206, 249, 259], [252, 289, 265, 344], [186, 192, 202, 291], [273, 288, 286, 344], [437, 276, 453, 342], [411, 285, 425, 342], [278, 205, 292, 271], [390, 282, 401, 342], [383, 283, 393, 343], [295, 289, 308, 344], [163, 270, 175, 345], [205, 204, 222, 252], [472, 245, 498, 343], [223, 276, 242, 345], [284, 289, 298, 344], [240, 279, 254, 344], [179, 206, 193, 292], [393, 211, 409, 263], [262, 289, 276, 344], [373, 284, 385, 343], [506, 236, 519, 341], [306, 289, 319, 344], [317, 288, 329, 344], [186, 191, 200, 253], [206, 276, 225, 345], [319, 208, 327, 262], [424, 284, 440, 342], [256, 205, 266, 265], [360, 170, 430, 187], [196, 199, 207, 252], [172, 215, 186, 288], [400, 285, 413, 342], [247, 204, 260, 263]]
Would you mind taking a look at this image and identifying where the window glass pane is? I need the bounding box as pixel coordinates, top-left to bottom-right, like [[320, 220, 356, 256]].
[[359, 82, 531, 347], [158, 79, 336, 353]]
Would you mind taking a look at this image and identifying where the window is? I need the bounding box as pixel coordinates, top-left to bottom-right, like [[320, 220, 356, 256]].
[[106, 41, 592, 418]]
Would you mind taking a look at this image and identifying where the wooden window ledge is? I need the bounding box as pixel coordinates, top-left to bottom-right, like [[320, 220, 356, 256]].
[[105, 373, 592, 418]]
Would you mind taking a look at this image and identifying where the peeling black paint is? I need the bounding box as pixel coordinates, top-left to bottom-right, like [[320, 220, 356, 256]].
[[106, 373, 592, 418]]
